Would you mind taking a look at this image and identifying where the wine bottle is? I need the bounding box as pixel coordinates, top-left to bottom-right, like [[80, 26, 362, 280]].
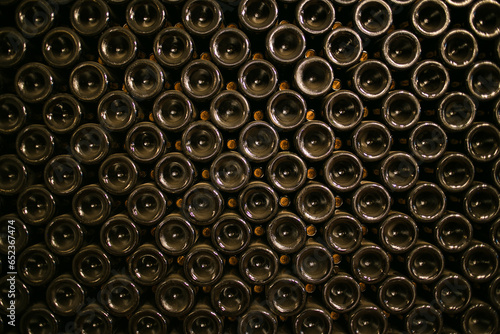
[[45, 214, 84, 256], [128, 243, 169, 286], [124, 59, 166, 101], [43, 93, 82, 134], [239, 241, 279, 285], [322, 272, 361, 313], [238, 121, 279, 163], [98, 27, 138, 68], [210, 151, 251, 193], [265, 24, 306, 67], [70, 0, 110, 36], [184, 242, 224, 286], [46, 274, 86, 316], [154, 152, 196, 194], [294, 56, 334, 99], [153, 90, 196, 132], [410, 0, 450, 38], [42, 27, 83, 68], [17, 184, 56, 225], [267, 211, 307, 254], [381, 90, 420, 131], [266, 272, 307, 317], [323, 150, 364, 192], [100, 213, 140, 256], [18, 243, 58, 286], [72, 244, 111, 287], [266, 152, 307, 193], [238, 181, 279, 224], [295, 181, 335, 224], [210, 27, 251, 70], [125, 0, 166, 36], [210, 90, 250, 132], [155, 212, 196, 256], [266, 89, 306, 131], [295, 120, 335, 162], [212, 212, 252, 255], [182, 182, 224, 225], [100, 274, 141, 317], [211, 271, 252, 316], [127, 183, 167, 226]]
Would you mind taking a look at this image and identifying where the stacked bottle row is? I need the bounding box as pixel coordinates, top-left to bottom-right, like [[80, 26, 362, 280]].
[[1, 0, 500, 333]]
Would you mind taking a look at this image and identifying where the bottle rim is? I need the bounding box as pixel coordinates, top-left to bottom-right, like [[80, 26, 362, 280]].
[[469, 0, 500, 39], [439, 29, 478, 69], [411, 0, 450, 37], [411, 60, 450, 100]]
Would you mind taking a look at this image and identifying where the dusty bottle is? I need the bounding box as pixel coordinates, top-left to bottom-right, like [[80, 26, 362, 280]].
[[70, 61, 116, 102], [322, 272, 361, 313], [128, 243, 168, 286], [44, 155, 84, 196], [238, 59, 278, 100], [182, 182, 224, 225], [154, 27, 194, 69], [182, 120, 223, 163], [98, 91, 141, 132], [238, 181, 279, 224], [266, 152, 307, 194], [182, 0, 223, 38], [410, 0, 450, 37], [323, 212, 363, 254], [351, 181, 391, 223], [18, 243, 58, 286], [238, 121, 279, 163], [294, 120, 335, 162], [125, 121, 166, 164], [210, 27, 251, 70], [42, 27, 83, 69], [155, 213, 197, 256], [155, 272, 197, 317], [100, 274, 142, 317]]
